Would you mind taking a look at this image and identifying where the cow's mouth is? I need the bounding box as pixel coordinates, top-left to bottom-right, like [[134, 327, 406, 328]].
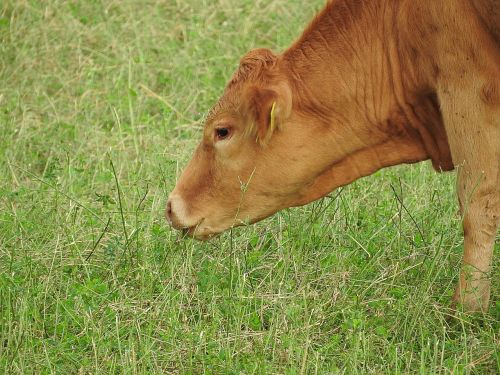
[[181, 226, 203, 238], [180, 219, 220, 241], [180, 213, 275, 241]]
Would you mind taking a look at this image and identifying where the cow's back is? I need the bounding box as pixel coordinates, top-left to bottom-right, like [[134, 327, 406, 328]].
[[472, 0, 500, 43]]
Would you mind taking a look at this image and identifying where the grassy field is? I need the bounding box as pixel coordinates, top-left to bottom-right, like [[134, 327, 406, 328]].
[[0, 0, 498, 373]]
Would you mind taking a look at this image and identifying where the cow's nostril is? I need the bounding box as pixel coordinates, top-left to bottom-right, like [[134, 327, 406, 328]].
[[166, 199, 173, 223]]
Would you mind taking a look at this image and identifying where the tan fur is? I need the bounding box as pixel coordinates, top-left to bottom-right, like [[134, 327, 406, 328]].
[[167, 0, 500, 312]]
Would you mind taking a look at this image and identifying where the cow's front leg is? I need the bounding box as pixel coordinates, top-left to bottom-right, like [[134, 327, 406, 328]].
[[451, 179, 498, 312], [437, 68, 499, 312]]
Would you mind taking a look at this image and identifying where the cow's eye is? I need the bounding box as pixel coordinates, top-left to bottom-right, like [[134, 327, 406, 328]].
[[215, 127, 230, 141]]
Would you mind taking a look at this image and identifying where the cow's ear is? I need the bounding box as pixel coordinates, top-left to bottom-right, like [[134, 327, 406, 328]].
[[242, 85, 291, 145]]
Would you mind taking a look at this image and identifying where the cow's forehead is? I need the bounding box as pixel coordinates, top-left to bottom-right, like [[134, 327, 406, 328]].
[[205, 88, 241, 125], [204, 49, 276, 126], [205, 101, 221, 124]]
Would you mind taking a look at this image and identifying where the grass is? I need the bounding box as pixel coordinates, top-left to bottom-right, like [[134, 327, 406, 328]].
[[0, 0, 498, 373]]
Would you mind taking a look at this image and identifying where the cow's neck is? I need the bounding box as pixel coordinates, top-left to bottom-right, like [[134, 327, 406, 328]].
[[280, 0, 452, 204], [283, 0, 403, 142]]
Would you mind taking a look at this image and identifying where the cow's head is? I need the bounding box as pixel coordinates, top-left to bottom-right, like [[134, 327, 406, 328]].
[[167, 49, 299, 239], [166, 47, 423, 239]]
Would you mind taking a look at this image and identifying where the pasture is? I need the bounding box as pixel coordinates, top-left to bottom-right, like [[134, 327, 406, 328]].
[[0, 0, 498, 373]]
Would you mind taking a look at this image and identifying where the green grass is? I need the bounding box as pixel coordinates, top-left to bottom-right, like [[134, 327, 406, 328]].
[[0, 0, 498, 373]]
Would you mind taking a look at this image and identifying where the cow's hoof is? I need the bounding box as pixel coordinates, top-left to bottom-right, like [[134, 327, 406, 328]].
[[450, 297, 489, 314]]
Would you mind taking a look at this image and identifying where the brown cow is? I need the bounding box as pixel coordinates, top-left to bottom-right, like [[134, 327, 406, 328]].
[[166, 0, 500, 312]]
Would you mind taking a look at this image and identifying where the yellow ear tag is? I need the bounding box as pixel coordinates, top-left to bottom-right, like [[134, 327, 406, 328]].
[[270, 101, 277, 133]]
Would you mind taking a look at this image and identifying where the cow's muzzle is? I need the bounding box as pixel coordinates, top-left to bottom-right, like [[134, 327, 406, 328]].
[[165, 194, 214, 240]]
